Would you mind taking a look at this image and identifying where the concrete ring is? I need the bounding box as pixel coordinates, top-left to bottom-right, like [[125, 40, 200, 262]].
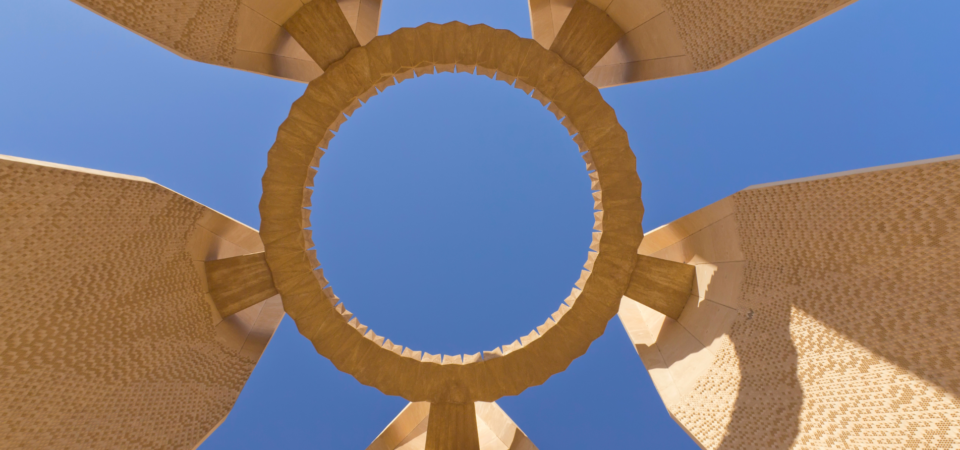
[[259, 22, 644, 403]]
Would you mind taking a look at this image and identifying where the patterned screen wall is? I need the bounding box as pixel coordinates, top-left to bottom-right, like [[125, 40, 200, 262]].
[[72, 0, 243, 65], [619, 155, 960, 448], [0, 155, 282, 449], [69, 0, 384, 82], [662, 0, 854, 70], [530, 0, 857, 87]]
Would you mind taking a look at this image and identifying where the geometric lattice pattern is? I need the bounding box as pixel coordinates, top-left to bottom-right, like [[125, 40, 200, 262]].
[[621, 156, 960, 449], [0, 155, 281, 450], [74, 0, 241, 65], [530, 0, 857, 87], [70, 0, 384, 82], [664, 0, 853, 70], [8, 1, 955, 448]]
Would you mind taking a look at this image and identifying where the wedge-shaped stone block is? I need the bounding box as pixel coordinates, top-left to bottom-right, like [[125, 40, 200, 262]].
[[549, 0, 624, 75], [206, 251, 279, 317], [285, 0, 361, 71], [367, 401, 538, 450], [623, 254, 695, 319]]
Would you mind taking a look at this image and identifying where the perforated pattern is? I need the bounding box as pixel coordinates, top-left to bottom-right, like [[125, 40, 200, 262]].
[[671, 160, 960, 448], [76, 0, 240, 65], [662, 0, 851, 70], [0, 160, 263, 449]]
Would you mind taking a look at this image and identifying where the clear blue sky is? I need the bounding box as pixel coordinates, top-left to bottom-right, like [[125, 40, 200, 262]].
[[2, 1, 958, 448]]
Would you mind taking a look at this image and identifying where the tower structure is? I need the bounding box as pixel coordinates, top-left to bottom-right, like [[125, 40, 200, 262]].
[[3, 1, 958, 449]]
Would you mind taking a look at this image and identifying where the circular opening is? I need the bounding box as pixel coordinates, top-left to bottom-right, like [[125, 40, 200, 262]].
[[309, 70, 594, 356]]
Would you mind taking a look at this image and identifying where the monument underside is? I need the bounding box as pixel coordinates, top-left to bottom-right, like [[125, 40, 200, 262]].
[[0, 155, 283, 449], [619, 155, 960, 447], [3, 0, 959, 449]]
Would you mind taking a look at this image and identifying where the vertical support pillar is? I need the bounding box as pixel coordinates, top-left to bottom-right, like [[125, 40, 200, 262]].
[[205, 252, 278, 317], [624, 254, 695, 319], [548, 0, 624, 74], [284, 0, 362, 70], [425, 402, 480, 450]]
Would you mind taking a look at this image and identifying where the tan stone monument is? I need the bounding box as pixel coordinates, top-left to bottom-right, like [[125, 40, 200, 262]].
[[3, 0, 958, 449], [619, 155, 960, 448], [0, 155, 283, 448]]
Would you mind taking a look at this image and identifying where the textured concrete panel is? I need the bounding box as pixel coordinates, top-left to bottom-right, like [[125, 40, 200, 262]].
[[618, 155, 960, 448], [70, 0, 383, 82], [530, 0, 858, 87], [0, 155, 282, 449]]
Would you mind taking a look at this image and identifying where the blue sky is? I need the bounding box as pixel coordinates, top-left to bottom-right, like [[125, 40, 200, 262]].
[[2, 1, 958, 448]]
